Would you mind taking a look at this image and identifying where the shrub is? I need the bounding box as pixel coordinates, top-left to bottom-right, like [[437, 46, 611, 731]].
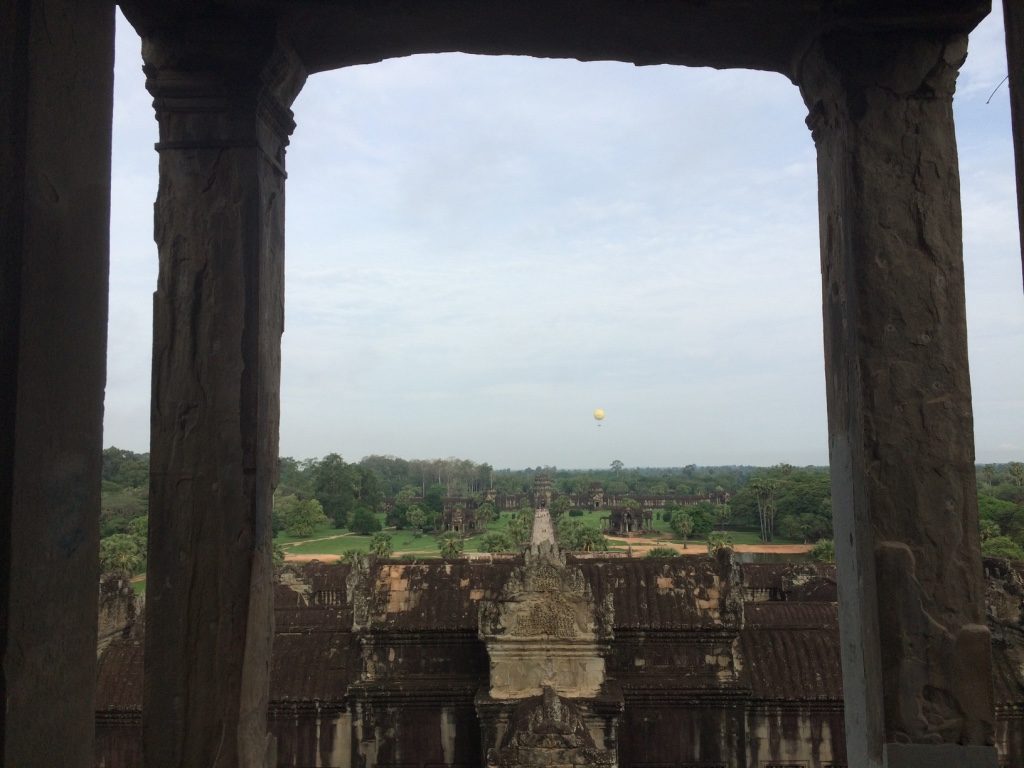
[[980, 518, 1001, 542], [438, 533, 464, 560], [568, 509, 584, 518], [983, 536, 1024, 561], [670, 511, 695, 547], [480, 532, 513, 553], [810, 538, 836, 563], [279, 497, 329, 537], [100, 534, 144, 575], [350, 506, 382, 535], [370, 532, 393, 557], [706, 530, 733, 557], [407, 505, 428, 536], [556, 518, 609, 552], [646, 547, 678, 558]]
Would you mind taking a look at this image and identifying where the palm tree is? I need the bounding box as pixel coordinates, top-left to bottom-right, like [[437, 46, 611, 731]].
[[370, 533, 393, 558], [99, 534, 143, 575], [749, 476, 779, 543], [438, 533, 464, 560]]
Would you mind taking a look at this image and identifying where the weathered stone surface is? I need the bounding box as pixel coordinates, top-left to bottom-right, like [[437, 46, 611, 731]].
[[1, 0, 113, 764], [480, 543, 610, 700], [94, 559, 852, 766], [1003, 0, 1024, 291], [97, 575, 143, 657], [3, 2, 1004, 764], [883, 742, 998, 767], [530, 507, 556, 549], [120, 0, 991, 78], [478, 534, 617, 767], [98, 558, 1024, 766], [140, 21, 306, 768], [487, 687, 616, 768], [799, 29, 996, 767]]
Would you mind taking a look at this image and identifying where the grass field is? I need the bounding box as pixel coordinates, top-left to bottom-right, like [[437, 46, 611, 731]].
[[130, 514, 801, 591], [274, 524, 343, 546], [274, 508, 801, 560], [286, 528, 438, 556]]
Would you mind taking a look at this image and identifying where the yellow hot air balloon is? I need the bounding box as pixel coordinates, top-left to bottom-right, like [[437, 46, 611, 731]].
[[593, 408, 605, 425]]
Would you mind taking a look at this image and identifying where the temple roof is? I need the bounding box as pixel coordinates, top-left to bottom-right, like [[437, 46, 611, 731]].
[[95, 557, 1024, 713]]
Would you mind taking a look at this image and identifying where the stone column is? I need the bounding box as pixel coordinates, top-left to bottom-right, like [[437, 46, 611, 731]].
[[1004, 0, 1024, 291], [141, 22, 305, 768], [1, 1, 113, 764], [800, 31, 997, 768]]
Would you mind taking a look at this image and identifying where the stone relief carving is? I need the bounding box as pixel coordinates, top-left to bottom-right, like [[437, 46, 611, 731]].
[[486, 686, 616, 768], [479, 542, 610, 642]]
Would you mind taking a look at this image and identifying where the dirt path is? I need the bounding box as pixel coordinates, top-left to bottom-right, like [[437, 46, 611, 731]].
[[285, 553, 344, 563], [283, 537, 813, 563], [280, 531, 355, 550], [605, 534, 812, 556]]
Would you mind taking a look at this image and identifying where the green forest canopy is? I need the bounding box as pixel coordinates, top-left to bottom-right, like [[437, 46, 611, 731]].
[[99, 448, 1024, 570]]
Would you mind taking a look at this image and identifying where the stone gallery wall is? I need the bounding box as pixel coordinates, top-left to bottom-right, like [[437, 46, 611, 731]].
[[95, 556, 1024, 767]]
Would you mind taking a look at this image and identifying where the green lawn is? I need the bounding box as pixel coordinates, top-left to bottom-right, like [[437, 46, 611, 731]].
[[717, 530, 800, 546], [280, 507, 539, 558], [275, 524, 339, 547], [634, 528, 801, 546], [127, 523, 803, 595], [273, 509, 803, 561], [275, 512, 389, 548], [283, 527, 458, 557], [286, 534, 372, 556], [564, 509, 613, 528], [592, 513, 801, 547]]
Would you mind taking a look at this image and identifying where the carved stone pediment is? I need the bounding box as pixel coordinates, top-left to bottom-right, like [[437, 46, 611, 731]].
[[479, 542, 611, 700], [479, 543, 605, 641]]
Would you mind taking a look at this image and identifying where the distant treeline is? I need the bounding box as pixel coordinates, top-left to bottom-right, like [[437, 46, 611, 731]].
[[100, 447, 1024, 560]]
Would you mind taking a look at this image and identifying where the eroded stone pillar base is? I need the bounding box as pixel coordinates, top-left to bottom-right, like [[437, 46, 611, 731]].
[[884, 743, 998, 767]]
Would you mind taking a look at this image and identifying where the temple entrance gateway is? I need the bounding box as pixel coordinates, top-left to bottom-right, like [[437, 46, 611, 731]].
[[4, 1, 1010, 767]]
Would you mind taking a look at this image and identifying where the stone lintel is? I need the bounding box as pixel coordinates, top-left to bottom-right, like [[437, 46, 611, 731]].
[[883, 743, 998, 767], [487, 654, 607, 700], [122, 0, 991, 79]]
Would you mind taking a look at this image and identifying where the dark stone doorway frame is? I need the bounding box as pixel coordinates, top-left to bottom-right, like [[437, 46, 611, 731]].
[[5, 1, 1013, 767]]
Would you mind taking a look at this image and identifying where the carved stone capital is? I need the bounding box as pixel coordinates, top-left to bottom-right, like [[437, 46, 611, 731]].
[[798, 30, 967, 145], [142, 20, 307, 169]]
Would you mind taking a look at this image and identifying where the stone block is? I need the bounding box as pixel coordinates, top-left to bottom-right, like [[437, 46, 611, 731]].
[[883, 743, 998, 767]]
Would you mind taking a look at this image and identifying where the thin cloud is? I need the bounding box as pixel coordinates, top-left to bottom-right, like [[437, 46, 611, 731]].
[[106, 11, 1022, 468]]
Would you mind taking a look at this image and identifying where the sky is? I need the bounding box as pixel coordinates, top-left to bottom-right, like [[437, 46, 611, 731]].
[[106, 8, 1024, 470]]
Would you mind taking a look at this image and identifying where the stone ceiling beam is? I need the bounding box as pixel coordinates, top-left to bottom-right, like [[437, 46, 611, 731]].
[[118, 1, 991, 78]]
